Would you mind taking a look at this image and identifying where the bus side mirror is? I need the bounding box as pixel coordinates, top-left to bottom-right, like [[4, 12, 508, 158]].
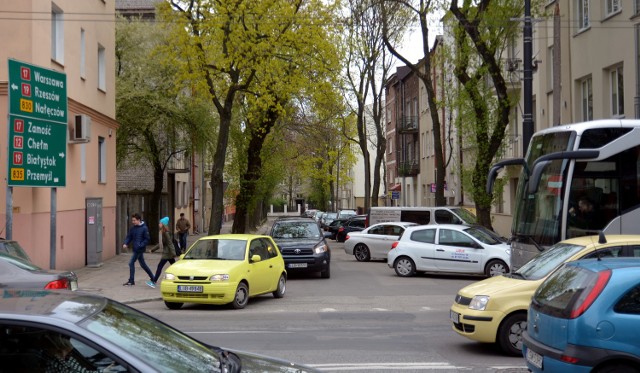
[[486, 158, 527, 195], [528, 160, 551, 194]]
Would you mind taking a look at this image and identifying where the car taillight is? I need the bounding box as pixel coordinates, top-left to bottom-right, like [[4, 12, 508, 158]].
[[570, 269, 611, 319], [391, 241, 399, 249], [45, 279, 70, 290], [338, 227, 344, 232], [345, 235, 350, 241]]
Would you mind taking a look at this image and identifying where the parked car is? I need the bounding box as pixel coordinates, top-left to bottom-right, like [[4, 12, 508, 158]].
[[0, 252, 78, 291], [450, 234, 640, 355], [523, 258, 640, 372], [388, 224, 510, 278], [269, 217, 331, 278], [326, 218, 348, 240], [313, 210, 324, 222], [337, 209, 357, 219], [368, 206, 477, 226], [302, 209, 318, 218], [335, 215, 367, 243], [344, 222, 418, 261], [0, 239, 32, 262], [0, 290, 317, 372], [160, 234, 286, 310], [320, 212, 337, 230]]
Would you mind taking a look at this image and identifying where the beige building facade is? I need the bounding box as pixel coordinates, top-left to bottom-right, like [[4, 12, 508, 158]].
[[0, 0, 118, 270]]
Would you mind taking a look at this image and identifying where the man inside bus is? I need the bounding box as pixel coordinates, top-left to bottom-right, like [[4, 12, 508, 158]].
[[568, 196, 599, 230]]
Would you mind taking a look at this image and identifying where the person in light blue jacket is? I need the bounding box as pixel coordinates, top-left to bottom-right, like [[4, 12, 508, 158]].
[[122, 213, 154, 286]]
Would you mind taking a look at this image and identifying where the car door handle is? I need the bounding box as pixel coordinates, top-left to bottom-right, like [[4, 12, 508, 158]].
[[436, 249, 444, 252]]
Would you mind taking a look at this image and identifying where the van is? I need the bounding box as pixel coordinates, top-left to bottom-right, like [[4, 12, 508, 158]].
[[367, 206, 476, 227]]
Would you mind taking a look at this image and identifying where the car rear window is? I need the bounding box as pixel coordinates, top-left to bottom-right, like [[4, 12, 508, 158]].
[[532, 265, 598, 318]]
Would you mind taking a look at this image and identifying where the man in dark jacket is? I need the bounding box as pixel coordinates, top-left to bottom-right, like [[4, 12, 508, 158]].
[[122, 213, 155, 286]]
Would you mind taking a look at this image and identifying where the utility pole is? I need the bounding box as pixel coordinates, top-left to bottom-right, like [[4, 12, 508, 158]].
[[522, 0, 534, 156]]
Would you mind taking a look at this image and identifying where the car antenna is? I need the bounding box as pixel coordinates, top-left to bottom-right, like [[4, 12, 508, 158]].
[[594, 231, 607, 261]]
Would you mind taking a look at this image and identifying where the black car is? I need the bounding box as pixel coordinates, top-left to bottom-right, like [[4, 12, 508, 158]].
[[269, 217, 331, 278], [326, 218, 348, 240], [335, 215, 366, 243]]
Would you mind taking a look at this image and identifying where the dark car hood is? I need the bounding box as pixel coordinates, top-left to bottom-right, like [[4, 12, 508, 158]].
[[223, 348, 319, 372], [271, 238, 322, 248]]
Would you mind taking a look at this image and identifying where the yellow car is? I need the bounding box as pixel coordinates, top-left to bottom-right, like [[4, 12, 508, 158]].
[[160, 234, 286, 310], [450, 234, 640, 355]]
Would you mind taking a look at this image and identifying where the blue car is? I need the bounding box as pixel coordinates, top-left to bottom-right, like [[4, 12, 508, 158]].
[[522, 258, 640, 373]]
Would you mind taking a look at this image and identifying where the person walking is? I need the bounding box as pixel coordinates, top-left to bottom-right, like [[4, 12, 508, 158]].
[[148, 216, 176, 288], [122, 213, 154, 286], [175, 212, 191, 252]]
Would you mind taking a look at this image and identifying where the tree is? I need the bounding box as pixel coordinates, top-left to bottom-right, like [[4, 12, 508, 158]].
[[380, 0, 448, 206], [161, 0, 343, 233], [116, 17, 210, 241], [447, 0, 525, 228], [343, 0, 406, 210]]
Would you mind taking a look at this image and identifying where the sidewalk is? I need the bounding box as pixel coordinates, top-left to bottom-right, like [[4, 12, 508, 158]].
[[73, 217, 276, 305]]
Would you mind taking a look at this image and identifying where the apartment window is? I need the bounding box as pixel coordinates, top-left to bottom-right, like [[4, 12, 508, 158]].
[[98, 137, 106, 183], [388, 137, 392, 154], [546, 46, 554, 91], [80, 29, 86, 78], [576, 0, 590, 31], [605, 0, 620, 16], [51, 5, 64, 63], [610, 66, 624, 117], [636, 0, 640, 15], [98, 44, 106, 91], [580, 77, 593, 121]]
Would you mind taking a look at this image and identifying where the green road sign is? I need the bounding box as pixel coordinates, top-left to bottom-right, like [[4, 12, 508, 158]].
[[7, 115, 67, 187], [8, 59, 67, 123]]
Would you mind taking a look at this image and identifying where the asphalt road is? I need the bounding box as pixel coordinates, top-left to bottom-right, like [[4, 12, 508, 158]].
[[133, 240, 529, 372]]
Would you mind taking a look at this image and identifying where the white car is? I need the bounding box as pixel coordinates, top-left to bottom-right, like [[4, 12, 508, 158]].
[[387, 224, 510, 277], [344, 222, 418, 261]]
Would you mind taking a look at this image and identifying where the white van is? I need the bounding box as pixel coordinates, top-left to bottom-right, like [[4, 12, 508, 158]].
[[368, 206, 477, 227]]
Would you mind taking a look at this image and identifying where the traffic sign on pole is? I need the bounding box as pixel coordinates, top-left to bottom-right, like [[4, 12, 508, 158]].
[[8, 59, 67, 123], [7, 114, 67, 187]]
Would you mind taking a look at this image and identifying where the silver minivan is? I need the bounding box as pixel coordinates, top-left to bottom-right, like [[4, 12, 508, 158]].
[[367, 206, 476, 227]]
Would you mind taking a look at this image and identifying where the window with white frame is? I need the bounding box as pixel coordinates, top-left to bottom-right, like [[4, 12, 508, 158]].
[[610, 66, 624, 117], [80, 29, 86, 78], [51, 4, 64, 63], [576, 0, 590, 31], [98, 44, 106, 91], [580, 77, 593, 121], [388, 137, 392, 154], [98, 137, 106, 183], [605, 0, 620, 16]]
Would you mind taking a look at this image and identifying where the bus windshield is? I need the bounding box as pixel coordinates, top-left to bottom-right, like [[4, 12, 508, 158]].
[[512, 131, 575, 246]]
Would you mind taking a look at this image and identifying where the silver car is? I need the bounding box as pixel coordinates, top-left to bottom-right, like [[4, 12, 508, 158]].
[[0, 290, 318, 372], [0, 252, 78, 291], [344, 222, 418, 261]]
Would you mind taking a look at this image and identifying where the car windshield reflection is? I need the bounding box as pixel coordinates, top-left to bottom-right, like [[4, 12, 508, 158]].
[[271, 222, 320, 239], [183, 239, 246, 260], [81, 300, 221, 372]]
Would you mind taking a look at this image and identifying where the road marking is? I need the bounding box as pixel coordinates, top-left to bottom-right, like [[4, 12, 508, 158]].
[[320, 308, 337, 312], [308, 363, 528, 371]]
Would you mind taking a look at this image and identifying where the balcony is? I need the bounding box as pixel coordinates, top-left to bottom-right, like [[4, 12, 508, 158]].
[[398, 160, 419, 177], [166, 152, 191, 173], [398, 115, 418, 133]]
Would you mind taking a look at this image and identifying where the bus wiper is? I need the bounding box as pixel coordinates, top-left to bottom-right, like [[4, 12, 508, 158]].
[[515, 233, 544, 252]]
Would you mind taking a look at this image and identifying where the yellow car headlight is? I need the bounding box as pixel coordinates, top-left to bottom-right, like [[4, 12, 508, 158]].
[[210, 274, 230, 281], [164, 273, 176, 280], [469, 295, 490, 310]]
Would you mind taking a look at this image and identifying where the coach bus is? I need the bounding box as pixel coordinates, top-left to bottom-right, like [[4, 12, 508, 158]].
[[488, 119, 640, 270]]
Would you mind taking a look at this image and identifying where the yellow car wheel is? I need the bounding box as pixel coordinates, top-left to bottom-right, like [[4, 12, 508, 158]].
[[231, 282, 249, 309]]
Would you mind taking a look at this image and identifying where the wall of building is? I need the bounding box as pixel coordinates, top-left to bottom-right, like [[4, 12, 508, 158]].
[[0, 0, 118, 270]]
